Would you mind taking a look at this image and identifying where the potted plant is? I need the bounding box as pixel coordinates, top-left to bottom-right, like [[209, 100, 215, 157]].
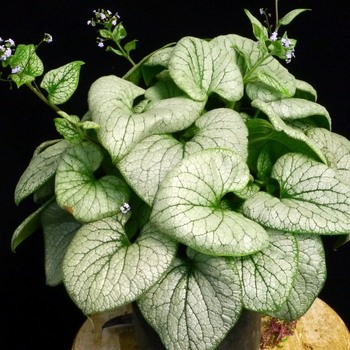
[[4, 2, 349, 349]]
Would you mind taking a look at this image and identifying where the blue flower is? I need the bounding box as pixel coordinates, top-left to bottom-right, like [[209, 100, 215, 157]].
[[5, 38, 15, 46], [281, 37, 292, 48], [286, 48, 295, 63], [98, 41, 104, 48], [44, 33, 53, 43], [120, 203, 131, 214], [11, 65, 20, 74], [270, 32, 278, 41]]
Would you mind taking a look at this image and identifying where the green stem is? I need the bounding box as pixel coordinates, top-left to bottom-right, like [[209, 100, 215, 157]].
[[116, 41, 136, 66], [243, 51, 273, 84], [275, 0, 279, 31], [25, 82, 61, 113]]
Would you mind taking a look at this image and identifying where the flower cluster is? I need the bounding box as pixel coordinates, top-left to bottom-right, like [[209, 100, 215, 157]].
[[87, 9, 120, 28], [0, 37, 15, 61], [120, 203, 131, 214]]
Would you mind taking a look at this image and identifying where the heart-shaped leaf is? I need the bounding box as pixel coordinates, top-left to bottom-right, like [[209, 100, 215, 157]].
[[237, 229, 298, 313], [55, 142, 130, 222], [88, 75, 204, 163], [151, 148, 269, 256], [41, 61, 85, 105], [15, 139, 70, 205], [10, 44, 44, 87], [169, 36, 243, 102], [266, 234, 326, 321], [41, 201, 81, 286], [137, 248, 242, 350], [119, 108, 248, 205], [63, 217, 178, 315], [243, 153, 350, 234]]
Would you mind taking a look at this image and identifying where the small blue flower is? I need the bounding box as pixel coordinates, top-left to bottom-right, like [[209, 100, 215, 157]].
[[270, 32, 278, 41], [259, 8, 264, 15], [285, 49, 295, 64], [100, 13, 106, 20], [5, 38, 15, 46], [281, 37, 292, 48], [44, 33, 53, 43], [112, 19, 117, 26], [120, 203, 131, 214], [0, 47, 12, 60], [11, 65, 20, 74], [98, 41, 104, 48]]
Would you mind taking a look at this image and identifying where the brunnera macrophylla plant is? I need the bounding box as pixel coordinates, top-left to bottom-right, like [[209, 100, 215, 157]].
[[4, 4, 350, 350]]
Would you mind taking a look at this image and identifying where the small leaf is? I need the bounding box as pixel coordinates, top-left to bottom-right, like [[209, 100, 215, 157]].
[[41, 201, 81, 286], [267, 234, 326, 321], [138, 249, 242, 350], [54, 118, 82, 143], [11, 198, 54, 251], [55, 142, 130, 222], [243, 153, 350, 235], [63, 218, 178, 315], [106, 46, 124, 56], [169, 36, 243, 102], [151, 148, 269, 256], [40, 61, 85, 105], [237, 230, 298, 313], [15, 140, 70, 204], [244, 9, 269, 44], [9, 44, 44, 87], [277, 9, 311, 28], [124, 39, 138, 55]]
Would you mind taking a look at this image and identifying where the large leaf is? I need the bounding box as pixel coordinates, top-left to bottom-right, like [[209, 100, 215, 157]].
[[55, 142, 130, 222], [251, 99, 327, 163], [243, 153, 350, 234], [211, 34, 296, 101], [40, 61, 84, 104], [237, 230, 298, 313], [138, 248, 242, 350], [307, 128, 350, 186], [265, 98, 331, 130], [63, 218, 178, 315], [119, 108, 248, 205], [41, 201, 81, 286], [88, 75, 204, 163], [15, 140, 70, 205], [151, 148, 269, 256], [267, 234, 326, 321], [169, 36, 243, 102]]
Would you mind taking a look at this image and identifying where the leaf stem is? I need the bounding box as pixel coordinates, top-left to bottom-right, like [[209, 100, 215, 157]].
[[243, 51, 273, 84], [116, 41, 136, 66], [25, 82, 61, 112]]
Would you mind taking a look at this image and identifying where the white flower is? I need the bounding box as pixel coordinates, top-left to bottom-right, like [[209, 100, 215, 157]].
[[87, 20, 91, 25], [107, 10, 112, 15], [98, 41, 104, 47], [281, 37, 292, 48], [100, 13, 106, 20]]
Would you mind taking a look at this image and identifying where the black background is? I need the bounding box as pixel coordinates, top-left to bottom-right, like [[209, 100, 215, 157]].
[[1, 0, 349, 348]]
